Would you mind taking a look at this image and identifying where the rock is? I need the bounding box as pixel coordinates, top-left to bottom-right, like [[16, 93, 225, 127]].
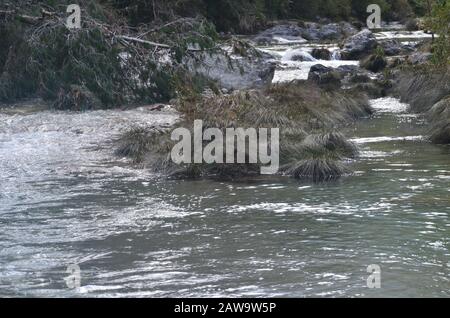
[[340, 22, 358, 38], [253, 24, 305, 45], [341, 29, 377, 60], [253, 22, 357, 45], [379, 39, 403, 56], [354, 82, 385, 98], [336, 65, 360, 76], [291, 55, 314, 62], [348, 73, 372, 84], [408, 52, 433, 65], [361, 54, 387, 73], [428, 97, 450, 144], [185, 47, 275, 90], [351, 21, 365, 29], [428, 96, 450, 120], [301, 22, 357, 42], [338, 66, 372, 86], [317, 23, 342, 40], [405, 19, 419, 31], [386, 56, 407, 68], [308, 64, 342, 88], [401, 42, 418, 53], [311, 48, 331, 60]]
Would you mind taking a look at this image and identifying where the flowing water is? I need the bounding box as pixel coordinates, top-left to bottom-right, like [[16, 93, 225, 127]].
[[1, 31, 449, 298]]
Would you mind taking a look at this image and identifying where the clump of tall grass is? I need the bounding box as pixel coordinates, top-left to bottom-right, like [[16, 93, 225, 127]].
[[279, 131, 356, 181], [115, 126, 173, 167], [116, 81, 370, 182], [427, 96, 450, 144], [395, 66, 450, 113], [281, 159, 351, 182], [394, 66, 450, 144]]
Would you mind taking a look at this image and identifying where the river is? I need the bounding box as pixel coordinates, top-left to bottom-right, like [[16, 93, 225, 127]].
[[0, 29, 449, 298]]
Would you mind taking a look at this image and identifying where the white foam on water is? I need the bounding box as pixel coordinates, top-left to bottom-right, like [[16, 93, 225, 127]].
[[272, 36, 308, 45], [370, 97, 410, 113], [374, 30, 435, 40], [351, 136, 423, 144]]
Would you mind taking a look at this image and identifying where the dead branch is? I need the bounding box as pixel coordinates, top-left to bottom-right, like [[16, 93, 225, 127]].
[[0, 9, 54, 25], [117, 35, 171, 49]]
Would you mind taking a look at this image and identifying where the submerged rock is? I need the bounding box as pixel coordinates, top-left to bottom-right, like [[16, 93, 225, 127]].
[[341, 29, 377, 60], [361, 54, 387, 73]]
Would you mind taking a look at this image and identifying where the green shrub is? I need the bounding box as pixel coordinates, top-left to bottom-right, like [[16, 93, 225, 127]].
[[0, 1, 219, 108]]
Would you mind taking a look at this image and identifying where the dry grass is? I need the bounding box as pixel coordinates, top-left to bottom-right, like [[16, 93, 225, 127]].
[[116, 81, 371, 181], [395, 66, 450, 113], [427, 96, 450, 144]]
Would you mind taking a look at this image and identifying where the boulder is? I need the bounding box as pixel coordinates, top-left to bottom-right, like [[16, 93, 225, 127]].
[[386, 56, 407, 68], [301, 22, 357, 42], [338, 66, 372, 86], [307, 64, 342, 88], [428, 97, 450, 144], [336, 65, 360, 76], [341, 29, 378, 60], [361, 54, 387, 73], [317, 23, 342, 41], [405, 19, 419, 31], [185, 48, 275, 90], [347, 73, 372, 84], [311, 48, 332, 60], [379, 39, 403, 56], [340, 22, 358, 38]]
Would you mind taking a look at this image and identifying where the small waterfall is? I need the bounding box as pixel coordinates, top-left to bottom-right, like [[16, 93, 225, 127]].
[[282, 49, 316, 62], [331, 50, 341, 60]]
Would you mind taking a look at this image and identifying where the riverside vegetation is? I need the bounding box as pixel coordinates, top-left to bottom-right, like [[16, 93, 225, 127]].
[[1, 0, 449, 181]]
